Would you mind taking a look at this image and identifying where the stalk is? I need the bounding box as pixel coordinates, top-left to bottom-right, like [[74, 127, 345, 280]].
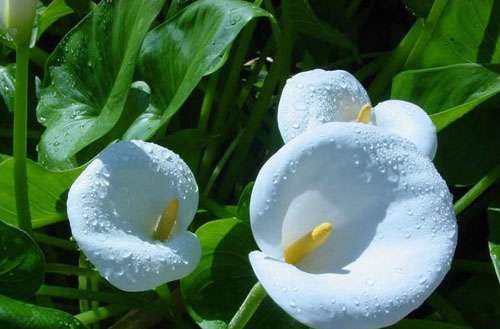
[[454, 164, 500, 216], [13, 44, 32, 233], [227, 282, 267, 329]]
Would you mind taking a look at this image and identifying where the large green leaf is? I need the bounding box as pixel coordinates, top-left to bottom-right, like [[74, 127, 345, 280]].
[[0, 294, 86, 329], [123, 0, 273, 140], [37, 0, 165, 169], [37, 0, 74, 38], [181, 219, 307, 329], [391, 64, 500, 130], [391, 64, 500, 185], [414, 0, 500, 68], [0, 220, 44, 299], [488, 202, 500, 282], [0, 64, 15, 113], [402, 0, 433, 17], [282, 0, 357, 53], [0, 158, 82, 228]]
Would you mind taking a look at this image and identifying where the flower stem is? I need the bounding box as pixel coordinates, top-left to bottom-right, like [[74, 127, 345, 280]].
[[228, 282, 267, 329], [37, 285, 156, 307], [75, 305, 127, 326], [32, 232, 79, 251], [45, 263, 99, 278], [13, 44, 32, 233], [454, 164, 500, 216]]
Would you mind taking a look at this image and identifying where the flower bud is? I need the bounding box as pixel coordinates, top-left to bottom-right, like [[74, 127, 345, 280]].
[[0, 0, 37, 44]]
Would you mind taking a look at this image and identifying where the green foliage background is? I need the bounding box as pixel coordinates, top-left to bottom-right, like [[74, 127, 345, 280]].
[[0, 0, 499, 328]]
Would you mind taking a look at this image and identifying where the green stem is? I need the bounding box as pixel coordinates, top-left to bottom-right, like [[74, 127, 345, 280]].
[[0, 38, 48, 68], [218, 40, 287, 199], [228, 282, 267, 329], [37, 285, 156, 307], [79, 256, 91, 312], [367, 19, 423, 102], [198, 73, 219, 132], [33, 232, 78, 251], [13, 44, 32, 233], [404, 0, 449, 69], [198, 20, 259, 186], [45, 263, 99, 277], [202, 130, 243, 197], [75, 305, 127, 326], [454, 164, 500, 216]]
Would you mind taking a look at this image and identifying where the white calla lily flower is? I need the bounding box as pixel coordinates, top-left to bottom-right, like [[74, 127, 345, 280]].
[[277, 69, 371, 143], [67, 141, 201, 292], [277, 69, 437, 159], [373, 100, 437, 160], [249, 122, 457, 329], [0, 0, 37, 43]]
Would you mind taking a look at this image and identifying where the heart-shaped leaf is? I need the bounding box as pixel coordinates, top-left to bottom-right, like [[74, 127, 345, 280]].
[[0, 220, 45, 299], [413, 0, 500, 68], [123, 0, 273, 140], [37, 0, 165, 169], [392, 64, 500, 131], [181, 218, 307, 329], [391, 64, 500, 185], [0, 158, 82, 228], [0, 294, 86, 329]]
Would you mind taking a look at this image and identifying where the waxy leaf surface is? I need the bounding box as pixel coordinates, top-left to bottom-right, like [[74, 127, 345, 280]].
[[0, 220, 44, 299], [0, 158, 82, 228], [123, 0, 273, 140], [37, 0, 165, 169]]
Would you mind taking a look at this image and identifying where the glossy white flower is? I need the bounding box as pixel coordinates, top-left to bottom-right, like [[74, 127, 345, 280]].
[[277, 69, 370, 143], [277, 69, 437, 159], [373, 100, 437, 159], [0, 0, 37, 42], [67, 141, 201, 292], [249, 122, 457, 329]]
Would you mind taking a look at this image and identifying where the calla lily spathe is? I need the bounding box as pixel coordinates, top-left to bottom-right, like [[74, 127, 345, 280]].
[[0, 0, 37, 42], [249, 123, 457, 329], [277, 69, 437, 158], [67, 140, 201, 292]]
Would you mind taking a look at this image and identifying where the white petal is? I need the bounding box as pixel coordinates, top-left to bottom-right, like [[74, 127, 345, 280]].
[[250, 122, 456, 329], [277, 69, 370, 143], [67, 140, 200, 291], [373, 100, 437, 159]]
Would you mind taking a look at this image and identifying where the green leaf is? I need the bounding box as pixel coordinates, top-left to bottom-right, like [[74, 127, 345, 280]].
[[391, 64, 500, 185], [237, 182, 254, 222], [391, 64, 500, 130], [181, 219, 307, 329], [123, 0, 273, 140], [488, 203, 500, 282], [449, 276, 500, 329], [37, 0, 75, 38], [282, 0, 358, 54], [37, 0, 165, 169], [162, 129, 217, 172], [0, 64, 15, 113], [414, 0, 500, 68], [0, 294, 86, 329], [401, 0, 433, 17], [0, 220, 45, 299], [0, 158, 82, 228]]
